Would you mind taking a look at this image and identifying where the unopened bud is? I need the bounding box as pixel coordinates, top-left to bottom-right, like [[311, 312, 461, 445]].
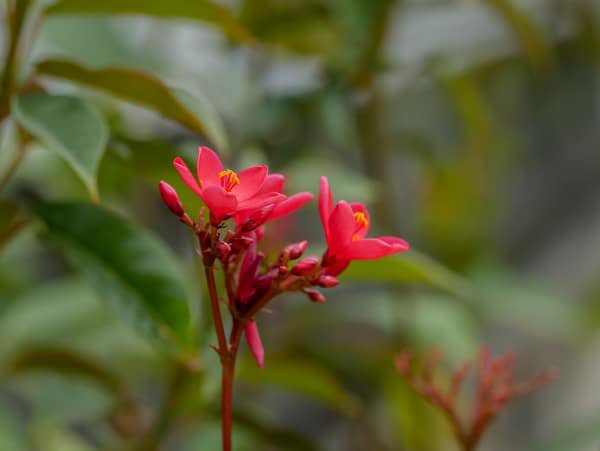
[[304, 289, 326, 303], [278, 265, 288, 275], [159, 181, 185, 217], [291, 256, 319, 276], [216, 241, 231, 260], [284, 240, 308, 260], [315, 275, 340, 288]]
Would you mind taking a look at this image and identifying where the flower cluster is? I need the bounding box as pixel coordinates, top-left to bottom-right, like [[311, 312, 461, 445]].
[[395, 347, 557, 451], [159, 147, 410, 368]]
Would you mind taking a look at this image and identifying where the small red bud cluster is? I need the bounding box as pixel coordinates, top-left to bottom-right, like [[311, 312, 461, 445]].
[[395, 346, 557, 451]]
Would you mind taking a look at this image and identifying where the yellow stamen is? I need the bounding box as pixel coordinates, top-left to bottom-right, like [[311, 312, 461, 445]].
[[218, 169, 240, 192], [354, 211, 369, 228]]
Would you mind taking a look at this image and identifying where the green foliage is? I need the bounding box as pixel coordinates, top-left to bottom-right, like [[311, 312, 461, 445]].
[[238, 356, 360, 415], [32, 201, 193, 349], [46, 0, 252, 43], [36, 59, 229, 154], [12, 93, 108, 201]]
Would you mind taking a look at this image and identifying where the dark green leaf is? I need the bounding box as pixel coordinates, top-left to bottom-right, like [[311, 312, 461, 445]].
[[12, 93, 108, 201], [5, 347, 124, 396], [36, 59, 228, 154], [0, 201, 26, 250], [46, 0, 252, 43], [33, 201, 193, 349]]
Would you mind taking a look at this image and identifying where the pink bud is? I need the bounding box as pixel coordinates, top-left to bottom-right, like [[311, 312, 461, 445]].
[[245, 321, 265, 368], [284, 240, 308, 260], [304, 289, 326, 303], [316, 275, 340, 288], [159, 181, 185, 217], [279, 265, 288, 275], [291, 256, 319, 276]]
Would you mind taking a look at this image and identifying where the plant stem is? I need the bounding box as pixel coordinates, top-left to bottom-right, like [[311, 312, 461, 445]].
[[0, 137, 27, 193], [221, 319, 244, 451], [204, 263, 228, 356]]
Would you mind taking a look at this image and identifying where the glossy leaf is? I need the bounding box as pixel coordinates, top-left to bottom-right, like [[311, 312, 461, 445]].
[[342, 250, 473, 300], [46, 0, 252, 43], [33, 201, 192, 348], [37, 59, 229, 154], [12, 93, 108, 201], [238, 357, 359, 415]]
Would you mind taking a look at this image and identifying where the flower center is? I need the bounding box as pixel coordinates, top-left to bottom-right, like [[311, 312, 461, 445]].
[[218, 169, 240, 192], [352, 211, 369, 241]]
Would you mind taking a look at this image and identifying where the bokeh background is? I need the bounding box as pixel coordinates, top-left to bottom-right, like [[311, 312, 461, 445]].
[[1, 0, 600, 450]]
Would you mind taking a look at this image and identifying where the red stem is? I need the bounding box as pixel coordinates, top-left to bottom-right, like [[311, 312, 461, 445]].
[[221, 320, 244, 451], [204, 264, 228, 355]]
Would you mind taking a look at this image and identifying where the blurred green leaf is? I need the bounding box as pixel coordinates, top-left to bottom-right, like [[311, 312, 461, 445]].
[[45, 0, 252, 43], [33, 201, 193, 349], [36, 59, 229, 154], [240, 0, 337, 54], [4, 347, 124, 397], [238, 356, 360, 415], [343, 251, 473, 300], [12, 93, 108, 201], [30, 421, 95, 451], [484, 0, 555, 71]]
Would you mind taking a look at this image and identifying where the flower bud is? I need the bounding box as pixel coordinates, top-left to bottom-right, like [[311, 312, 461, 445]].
[[304, 289, 326, 303], [278, 265, 288, 275], [159, 181, 185, 217], [291, 256, 319, 276], [216, 241, 231, 260], [315, 275, 340, 288], [284, 240, 308, 260]]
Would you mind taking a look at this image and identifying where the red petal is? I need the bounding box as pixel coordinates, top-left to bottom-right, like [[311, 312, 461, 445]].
[[173, 157, 203, 197], [196, 146, 223, 186], [318, 176, 333, 240], [345, 238, 395, 260], [235, 166, 268, 201], [237, 192, 285, 211], [328, 201, 355, 254], [258, 174, 285, 194], [201, 185, 237, 221], [245, 321, 265, 368], [379, 236, 410, 252], [269, 192, 313, 221]]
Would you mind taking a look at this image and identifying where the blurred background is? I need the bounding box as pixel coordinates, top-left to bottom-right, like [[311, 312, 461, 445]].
[[1, 0, 600, 450]]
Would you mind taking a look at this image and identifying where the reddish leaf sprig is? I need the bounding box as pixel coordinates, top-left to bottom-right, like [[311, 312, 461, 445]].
[[395, 346, 557, 451]]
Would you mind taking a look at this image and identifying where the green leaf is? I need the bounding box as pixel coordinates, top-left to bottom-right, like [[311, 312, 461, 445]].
[[342, 250, 473, 300], [46, 0, 252, 43], [484, 0, 555, 71], [238, 357, 360, 415], [12, 93, 108, 201], [36, 59, 229, 155], [5, 347, 124, 397], [32, 201, 192, 349]]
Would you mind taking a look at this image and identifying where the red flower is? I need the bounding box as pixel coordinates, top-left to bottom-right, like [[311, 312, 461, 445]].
[[318, 176, 409, 275], [233, 174, 313, 230], [173, 147, 286, 222]]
